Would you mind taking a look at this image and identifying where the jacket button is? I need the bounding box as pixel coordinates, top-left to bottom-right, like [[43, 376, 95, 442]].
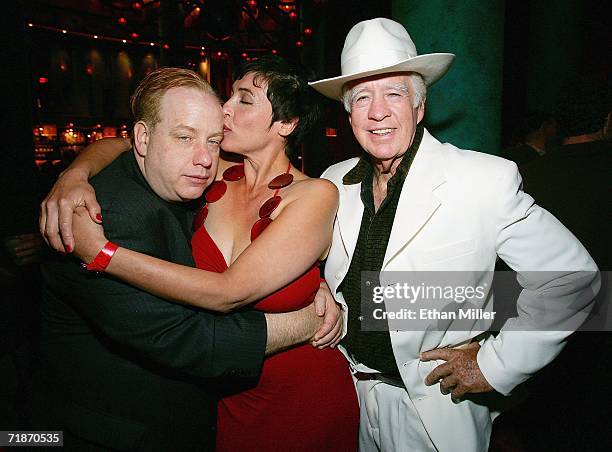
[[335, 272, 342, 280]]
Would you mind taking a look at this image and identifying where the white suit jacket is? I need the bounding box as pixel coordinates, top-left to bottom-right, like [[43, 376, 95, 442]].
[[322, 128, 600, 452]]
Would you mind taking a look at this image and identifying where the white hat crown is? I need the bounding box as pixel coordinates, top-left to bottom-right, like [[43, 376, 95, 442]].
[[341, 18, 418, 75], [310, 18, 455, 100]]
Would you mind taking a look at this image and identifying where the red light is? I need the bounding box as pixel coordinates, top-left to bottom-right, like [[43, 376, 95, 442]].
[[271, 49, 278, 55], [38, 77, 48, 84], [163, 43, 170, 49], [325, 127, 337, 137], [194, 7, 201, 13], [118, 17, 127, 25], [304, 27, 312, 36], [85, 64, 94, 75], [241, 52, 248, 58], [247, 0, 257, 6], [289, 11, 297, 19], [132, 2, 142, 9], [200, 50, 206, 56], [131, 32, 139, 39], [295, 40, 303, 47], [60, 63, 67, 71], [217, 51, 222, 56]]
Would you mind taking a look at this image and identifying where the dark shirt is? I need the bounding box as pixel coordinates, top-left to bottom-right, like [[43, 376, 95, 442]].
[[340, 125, 423, 375]]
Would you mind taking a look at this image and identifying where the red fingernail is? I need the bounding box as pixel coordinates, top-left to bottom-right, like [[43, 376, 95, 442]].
[[96, 214, 103, 221], [66, 245, 73, 253]]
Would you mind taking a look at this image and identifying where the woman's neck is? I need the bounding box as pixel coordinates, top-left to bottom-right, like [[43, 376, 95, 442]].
[[241, 148, 291, 192]]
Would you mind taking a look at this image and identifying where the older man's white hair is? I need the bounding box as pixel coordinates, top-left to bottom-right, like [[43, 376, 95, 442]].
[[340, 72, 427, 113]]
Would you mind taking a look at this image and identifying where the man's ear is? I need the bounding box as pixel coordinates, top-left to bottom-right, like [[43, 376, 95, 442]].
[[133, 121, 149, 157], [278, 118, 298, 138], [416, 101, 425, 124]]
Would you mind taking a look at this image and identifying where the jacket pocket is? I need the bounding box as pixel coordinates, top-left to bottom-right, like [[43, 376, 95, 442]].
[[422, 238, 476, 265]]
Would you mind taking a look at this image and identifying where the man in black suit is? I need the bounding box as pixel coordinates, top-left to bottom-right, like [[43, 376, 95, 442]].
[[33, 68, 333, 451]]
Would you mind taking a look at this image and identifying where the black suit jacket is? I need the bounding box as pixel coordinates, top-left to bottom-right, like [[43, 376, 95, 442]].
[[36, 151, 267, 451]]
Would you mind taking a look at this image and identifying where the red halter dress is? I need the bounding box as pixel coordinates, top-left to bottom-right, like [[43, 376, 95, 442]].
[[191, 164, 358, 451]]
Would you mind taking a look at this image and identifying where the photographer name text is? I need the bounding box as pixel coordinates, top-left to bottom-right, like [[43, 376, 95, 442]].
[[372, 307, 496, 320]]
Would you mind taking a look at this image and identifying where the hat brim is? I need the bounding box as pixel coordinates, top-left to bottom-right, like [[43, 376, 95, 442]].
[[309, 53, 455, 100]]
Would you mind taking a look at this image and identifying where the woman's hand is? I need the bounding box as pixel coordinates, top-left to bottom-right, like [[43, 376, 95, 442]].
[[72, 207, 108, 264], [40, 168, 102, 253], [39, 136, 131, 254]]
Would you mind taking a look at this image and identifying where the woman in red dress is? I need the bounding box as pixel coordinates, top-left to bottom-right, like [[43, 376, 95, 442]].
[[41, 56, 358, 451]]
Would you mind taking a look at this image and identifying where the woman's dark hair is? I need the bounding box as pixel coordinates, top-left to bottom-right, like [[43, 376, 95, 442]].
[[233, 55, 322, 157]]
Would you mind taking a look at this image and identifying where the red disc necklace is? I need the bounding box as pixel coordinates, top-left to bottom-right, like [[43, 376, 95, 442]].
[[193, 161, 294, 241]]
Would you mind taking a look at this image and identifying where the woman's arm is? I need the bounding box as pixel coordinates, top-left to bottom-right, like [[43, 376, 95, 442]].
[[73, 180, 339, 313], [40, 138, 132, 252], [64, 137, 131, 179]]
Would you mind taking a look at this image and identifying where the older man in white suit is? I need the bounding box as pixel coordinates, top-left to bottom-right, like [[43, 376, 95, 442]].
[[310, 18, 599, 452]]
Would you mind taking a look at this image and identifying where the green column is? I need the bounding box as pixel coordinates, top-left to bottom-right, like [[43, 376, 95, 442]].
[[393, 0, 505, 154]]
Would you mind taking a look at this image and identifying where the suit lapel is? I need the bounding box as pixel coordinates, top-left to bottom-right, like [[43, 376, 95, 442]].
[[336, 182, 364, 263], [383, 130, 446, 268]]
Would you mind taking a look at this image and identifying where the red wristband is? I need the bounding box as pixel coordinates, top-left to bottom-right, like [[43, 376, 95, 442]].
[[83, 241, 119, 272]]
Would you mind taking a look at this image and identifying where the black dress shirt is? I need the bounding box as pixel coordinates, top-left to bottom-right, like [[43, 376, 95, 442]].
[[340, 125, 423, 375]]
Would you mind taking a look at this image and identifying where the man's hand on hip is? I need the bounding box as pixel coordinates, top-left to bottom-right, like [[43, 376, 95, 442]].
[[420, 342, 494, 401]]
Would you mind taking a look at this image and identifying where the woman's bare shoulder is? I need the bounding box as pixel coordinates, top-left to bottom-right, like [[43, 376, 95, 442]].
[[288, 176, 338, 203]]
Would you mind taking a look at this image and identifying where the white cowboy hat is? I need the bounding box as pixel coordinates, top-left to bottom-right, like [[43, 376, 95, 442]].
[[309, 18, 455, 100]]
